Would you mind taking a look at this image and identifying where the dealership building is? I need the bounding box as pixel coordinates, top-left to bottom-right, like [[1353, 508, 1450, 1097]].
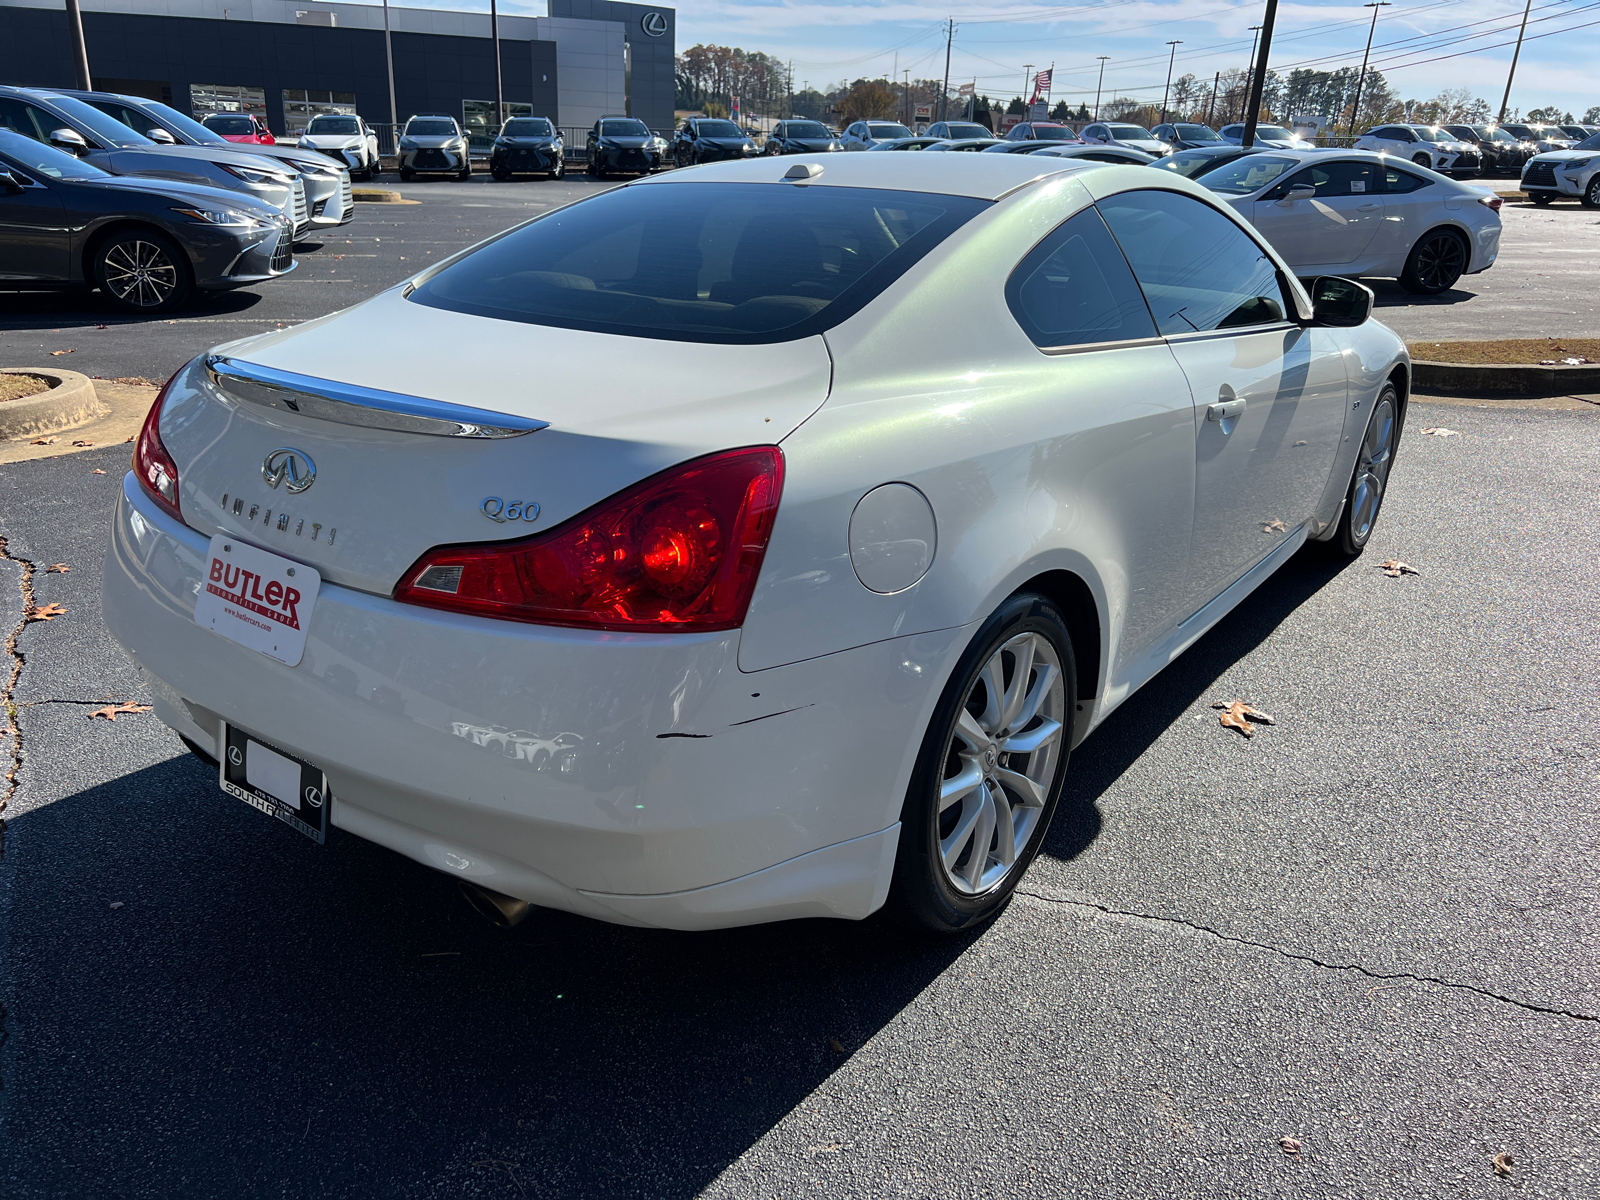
[[0, 0, 676, 139]]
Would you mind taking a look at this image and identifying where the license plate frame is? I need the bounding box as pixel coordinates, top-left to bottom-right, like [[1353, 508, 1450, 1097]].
[[219, 724, 330, 844]]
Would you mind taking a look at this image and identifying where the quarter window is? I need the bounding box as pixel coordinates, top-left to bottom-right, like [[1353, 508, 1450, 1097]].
[[1378, 167, 1430, 193], [1097, 190, 1288, 336], [1006, 208, 1157, 349]]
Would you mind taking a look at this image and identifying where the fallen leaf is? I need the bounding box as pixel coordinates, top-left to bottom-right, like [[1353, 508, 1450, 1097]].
[[1377, 559, 1420, 577], [96, 324, 107, 330], [108, 901, 123, 909], [91, 469, 107, 475], [89, 702, 151, 721], [49, 348, 75, 356], [45, 563, 70, 573], [31, 436, 58, 446], [828, 1037, 845, 1053], [1420, 427, 1459, 437], [1280, 1136, 1302, 1156], [808, 1140, 846, 1156], [1211, 699, 1276, 738], [1262, 518, 1287, 534], [1492, 1152, 1515, 1177], [71, 440, 93, 447], [25, 602, 66, 622]]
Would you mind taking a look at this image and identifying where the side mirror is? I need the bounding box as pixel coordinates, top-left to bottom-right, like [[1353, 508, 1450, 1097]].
[[0, 170, 23, 194], [1309, 275, 1373, 327], [145, 127, 177, 145], [49, 128, 89, 155], [1278, 183, 1317, 205]]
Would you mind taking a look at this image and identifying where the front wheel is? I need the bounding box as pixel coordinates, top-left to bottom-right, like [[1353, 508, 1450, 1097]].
[[1529, 191, 1555, 205], [457, 163, 472, 180], [551, 159, 564, 180], [1327, 382, 1402, 557], [1399, 228, 1467, 294], [1412, 152, 1432, 167], [93, 228, 192, 314], [1583, 176, 1600, 209], [889, 593, 1075, 933]]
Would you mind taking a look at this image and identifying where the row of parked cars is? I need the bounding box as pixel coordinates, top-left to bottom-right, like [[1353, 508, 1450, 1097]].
[[0, 84, 363, 312]]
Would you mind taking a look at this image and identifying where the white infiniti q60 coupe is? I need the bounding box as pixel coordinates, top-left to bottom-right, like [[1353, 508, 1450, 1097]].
[[106, 154, 1409, 933]]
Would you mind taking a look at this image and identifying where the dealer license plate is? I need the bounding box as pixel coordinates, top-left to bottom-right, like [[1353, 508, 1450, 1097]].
[[220, 724, 330, 843], [193, 535, 320, 666]]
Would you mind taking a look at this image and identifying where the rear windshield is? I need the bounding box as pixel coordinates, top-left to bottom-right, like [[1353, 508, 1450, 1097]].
[[1108, 125, 1150, 139], [1031, 125, 1075, 140], [602, 119, 651, 137], [409, 182, 989, 345], [693, 120, 741, 137], [785, 122, 831, 138], [868, 123, 912, 139], [1173, 125, 1220, 141], [943, 123, 989, 139], [205, 115, 256, 134], [1152, 148, 1247, 177], [1254, 126, 1294, 141], [308, 116, 361, 135], [407, 119, 456, 136], [1198, 155, 1297, 194], [502, 118, 552, 136]]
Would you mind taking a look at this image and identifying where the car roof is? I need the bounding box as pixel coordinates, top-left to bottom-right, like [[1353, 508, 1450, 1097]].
[[634, 151, 1107, 200]]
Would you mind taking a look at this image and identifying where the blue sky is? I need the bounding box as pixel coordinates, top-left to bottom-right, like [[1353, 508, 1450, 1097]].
[[395, 0, 1600, 117]]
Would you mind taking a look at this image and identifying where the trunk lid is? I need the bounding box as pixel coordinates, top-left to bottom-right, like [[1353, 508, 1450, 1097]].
[[159, 288, 832, 596]]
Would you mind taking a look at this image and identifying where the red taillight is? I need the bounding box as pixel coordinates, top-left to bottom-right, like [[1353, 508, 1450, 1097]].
[[133, 364, 186, 522], [1480, 194, 1504, 211], [396, 446, 784, 632]]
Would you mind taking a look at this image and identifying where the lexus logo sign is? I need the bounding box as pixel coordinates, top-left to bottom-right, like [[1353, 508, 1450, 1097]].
[[640, 10, 667, 36]]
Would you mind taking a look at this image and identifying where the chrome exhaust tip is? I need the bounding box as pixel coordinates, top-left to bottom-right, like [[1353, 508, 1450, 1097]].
[[458, 881, 534, 928]]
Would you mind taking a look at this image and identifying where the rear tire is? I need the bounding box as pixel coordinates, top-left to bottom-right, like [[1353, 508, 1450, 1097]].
[[888, 593, 1076, 934], [1326, 382, 1403, 557], [93, 228, 192, 314], [1398, 228, 1468, 294]]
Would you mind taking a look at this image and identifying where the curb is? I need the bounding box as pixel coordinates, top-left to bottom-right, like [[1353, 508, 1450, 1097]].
[[0, 369, 105, 440], [1411, 359, 1600, 398], [353, 188, 407, 203]]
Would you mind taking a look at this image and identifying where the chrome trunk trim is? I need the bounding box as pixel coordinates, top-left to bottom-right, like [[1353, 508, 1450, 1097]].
[[204, 356, 548, 439]]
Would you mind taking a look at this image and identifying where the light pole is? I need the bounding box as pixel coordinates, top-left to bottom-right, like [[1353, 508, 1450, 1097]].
[[1093, 56, 1109, 120], [1498, 0, 1535, 124], [1348, 1, 1390, 137], [1240, 1, 1279, 148], [939, 17, 955, 122], [490, 0, 504, 130], [1205, 70, 1220, 126], [383, 0, 397, 135], [1160, 40, 1182, 124], [1023, 63, 1034, 116], [63, 0, 91, 90], [1239, 25, 1262, 122]]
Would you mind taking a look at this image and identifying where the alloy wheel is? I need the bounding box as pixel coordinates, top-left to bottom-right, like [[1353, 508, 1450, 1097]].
[[1413, 233, 1466, 291], [1349, 395, 1397, 544], [936, 632, 1066, 896], [102, 240, 179, 309]]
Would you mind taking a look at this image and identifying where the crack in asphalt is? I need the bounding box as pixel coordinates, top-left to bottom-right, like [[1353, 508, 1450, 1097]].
[[0, 534, 36, 831], [1019, 890, 1600, 1023]]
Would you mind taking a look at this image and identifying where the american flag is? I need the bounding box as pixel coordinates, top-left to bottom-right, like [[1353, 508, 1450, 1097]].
[[1032, 68, 1053, 99]]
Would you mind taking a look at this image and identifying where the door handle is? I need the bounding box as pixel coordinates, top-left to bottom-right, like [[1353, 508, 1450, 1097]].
[[1357, 202, 1381, 211], [1207, 398, 1246, 422]]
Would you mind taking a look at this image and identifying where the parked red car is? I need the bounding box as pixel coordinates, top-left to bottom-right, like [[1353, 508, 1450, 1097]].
[[200, 113, 275, 144]]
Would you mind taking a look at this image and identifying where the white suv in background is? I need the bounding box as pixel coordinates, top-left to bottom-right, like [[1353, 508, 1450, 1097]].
[[1521, 130, 1600, 207], [1354, 124, 1482, 177]]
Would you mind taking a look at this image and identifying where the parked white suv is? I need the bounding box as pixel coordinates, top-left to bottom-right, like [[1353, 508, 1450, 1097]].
[[1521, 131, 1600, 206], [1354, 124, 1482, 177], [297, 114, 380, 180]]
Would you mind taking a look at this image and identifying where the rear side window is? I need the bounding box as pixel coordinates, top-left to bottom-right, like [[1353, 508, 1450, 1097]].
[[1097, 190, 1286, 336], [1006, 208, 1156, 349], [409, 182, 989, 344]]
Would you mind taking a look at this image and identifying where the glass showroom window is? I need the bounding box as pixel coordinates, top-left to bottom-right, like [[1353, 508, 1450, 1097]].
[[283, 90, 357, 136], [463, 99, 532, 148], [189, 84, 266, 120]]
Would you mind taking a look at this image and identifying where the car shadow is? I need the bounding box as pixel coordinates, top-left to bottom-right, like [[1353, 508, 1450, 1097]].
[[1369, 279, 1477, 308], [1043, 543, 1352, 863], [0, 286, 265, 330], [0, 752, 973, 1197]]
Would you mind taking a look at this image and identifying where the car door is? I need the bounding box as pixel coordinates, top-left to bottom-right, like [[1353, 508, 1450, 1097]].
[[1003, 203, 1201, 667], [1097, 188, 1348, 607], [0, 167, 67, 280], [1250, 159, 1383, 268]]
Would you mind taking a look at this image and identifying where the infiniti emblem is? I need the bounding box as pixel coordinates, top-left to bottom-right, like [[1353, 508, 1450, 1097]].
[[262, 447, 316, 493], [640, 10, 667, 36]]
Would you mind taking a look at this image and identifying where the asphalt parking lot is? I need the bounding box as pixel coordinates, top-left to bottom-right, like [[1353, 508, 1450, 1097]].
[[1, 176, 1597, 1198], [0, 175, 1596, 383]]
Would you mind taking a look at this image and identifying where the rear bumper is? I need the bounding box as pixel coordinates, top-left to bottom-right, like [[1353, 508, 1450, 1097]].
[[103, 475, 966, 928]]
